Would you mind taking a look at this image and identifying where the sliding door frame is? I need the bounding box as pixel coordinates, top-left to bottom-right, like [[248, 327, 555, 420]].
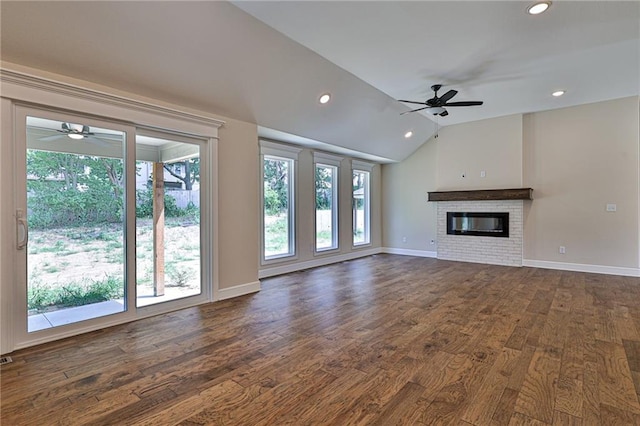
[[0, 68, 222, 353]]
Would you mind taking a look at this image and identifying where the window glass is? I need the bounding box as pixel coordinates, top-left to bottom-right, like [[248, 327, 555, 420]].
[[315, 164, 338, 251], [353, 170, 370, 245]]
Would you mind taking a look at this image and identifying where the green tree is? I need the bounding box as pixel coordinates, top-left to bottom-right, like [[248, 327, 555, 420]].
[[163, 158, 199, 190], [263, 158, 289, 215], [315, 166, 333, 210], [26, 150, 125, 227]]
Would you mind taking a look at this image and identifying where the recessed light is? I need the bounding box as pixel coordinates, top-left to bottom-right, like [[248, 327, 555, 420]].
[[404, 131, 413, 139], [319, 93, 331, 104], [527, 1, 551, 15], [552, 90, 565, 97]]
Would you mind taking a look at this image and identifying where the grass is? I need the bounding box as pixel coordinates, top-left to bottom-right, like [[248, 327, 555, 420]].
[[28, 218, 200, 314], [28, 275, 124, 313], [264, 215, 289, 256]]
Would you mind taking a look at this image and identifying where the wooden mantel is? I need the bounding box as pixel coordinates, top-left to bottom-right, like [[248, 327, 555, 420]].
[[428, 188, 533, 202]]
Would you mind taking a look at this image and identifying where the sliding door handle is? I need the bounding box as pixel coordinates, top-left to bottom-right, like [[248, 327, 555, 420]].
[[16, 209, 28, 250]]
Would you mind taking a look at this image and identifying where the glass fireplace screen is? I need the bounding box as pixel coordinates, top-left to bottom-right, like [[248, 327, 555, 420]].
[[446, 212, 509, 238]]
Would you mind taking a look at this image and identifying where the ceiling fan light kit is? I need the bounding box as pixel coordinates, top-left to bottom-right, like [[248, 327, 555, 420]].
[[39, 122, 113, 147], [398, 84, 483, 117]]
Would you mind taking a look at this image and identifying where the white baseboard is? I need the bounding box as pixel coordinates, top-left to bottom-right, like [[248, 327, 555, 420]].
[[382, 247, 438, 258], [259, 247, 383, 279], [217, 281, 261, 300], [523, 259, 640, 277]]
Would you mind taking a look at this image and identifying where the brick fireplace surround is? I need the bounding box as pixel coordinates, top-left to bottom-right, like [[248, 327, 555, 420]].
[[436, 200, 523, 267], [429, 188, 532, 267]]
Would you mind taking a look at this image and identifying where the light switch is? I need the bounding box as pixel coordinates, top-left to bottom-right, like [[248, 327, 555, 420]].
[[606, 204, 617, 212]]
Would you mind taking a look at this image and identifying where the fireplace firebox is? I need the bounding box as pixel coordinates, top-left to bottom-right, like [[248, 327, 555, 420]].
[[446, 212, 509, 238]]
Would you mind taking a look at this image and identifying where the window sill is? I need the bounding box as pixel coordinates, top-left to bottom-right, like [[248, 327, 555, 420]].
[[314, 247, 340, 257], [261, 253, 299, 267]]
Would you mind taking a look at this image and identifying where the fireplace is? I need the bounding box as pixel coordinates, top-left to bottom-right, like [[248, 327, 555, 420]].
[[436, 201, 522, 266], [447, 212, 509, 238]]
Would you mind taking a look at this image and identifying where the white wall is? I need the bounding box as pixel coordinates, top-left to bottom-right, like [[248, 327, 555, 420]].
[[523, 97, 639, 268], [382, 136, 437, 252], [436, 114, 523, 190], [383, 97, 640, 273]]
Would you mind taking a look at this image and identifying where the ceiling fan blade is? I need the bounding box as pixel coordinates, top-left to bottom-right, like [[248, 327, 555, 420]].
[[39, 134, 66, 142], [443, 101, 484, 107], [398, 100, 428, 105], [400, 106, 430, 115], [439, 110, 449, 117], [85, 136, 110, 147], [438, 90, 458, 103]]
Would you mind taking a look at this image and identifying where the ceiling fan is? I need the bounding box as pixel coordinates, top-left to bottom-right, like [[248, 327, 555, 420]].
[[399, 84, 483, 117], [39, 123, 111, 146]]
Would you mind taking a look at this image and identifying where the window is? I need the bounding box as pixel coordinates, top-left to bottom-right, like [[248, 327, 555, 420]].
[[352, 161, 372, 246], [314, 152, 341, 252], [261, 141, 301, 261]]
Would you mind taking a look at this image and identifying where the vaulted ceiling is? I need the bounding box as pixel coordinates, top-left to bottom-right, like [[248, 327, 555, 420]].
[[1, 1, 638, 162]]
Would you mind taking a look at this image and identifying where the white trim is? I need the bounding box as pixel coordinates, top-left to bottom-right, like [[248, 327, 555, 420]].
[[352, 159, 374, 172], [0, 98, 15, 355], [217, 281, 261, 301], [261, 154, 297, 263], [523, 259, 640, 277], [210, 137, 220, 303], [0, 68, 224, 137], [260, 140, 303, 160], [382, 247, 438, 258], [313, 151, 343, 167], [259, 247, 382, 279]]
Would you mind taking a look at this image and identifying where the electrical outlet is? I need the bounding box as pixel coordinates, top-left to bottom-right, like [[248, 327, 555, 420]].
[[430, 239, 435, 245], [559, 246, 566, 254], [606, 204, 617, 212], [480, 170, 486, 178], [402, 236, 407, 243]]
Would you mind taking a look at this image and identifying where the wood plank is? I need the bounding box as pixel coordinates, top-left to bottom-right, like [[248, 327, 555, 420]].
[[552, 410, 582, 425], [492, 387, 520, 425], [508, 411, 549, 425], [428, 188, 533, 202], [623, 339, 640, 372], [595, 340, 640, 414], [582, 361, 601, 425], [554, 376, 583, 418], [460, 348, 520, 425], [369, 381, 426, 425], [514, 346, 562, 423]]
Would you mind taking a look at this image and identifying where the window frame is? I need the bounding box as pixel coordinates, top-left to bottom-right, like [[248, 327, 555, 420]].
[[313, 152, 342, 254], [352, 160, 373, 247], [260, 140, 301, 264]]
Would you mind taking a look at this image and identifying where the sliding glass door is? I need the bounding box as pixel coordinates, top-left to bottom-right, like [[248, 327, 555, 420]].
[[22, 114, 129, 333], [13, 106, 208, 346], [135, 132, 202, 307]]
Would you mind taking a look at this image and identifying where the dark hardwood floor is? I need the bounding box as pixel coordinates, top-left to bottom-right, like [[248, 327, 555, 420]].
[[2, 254, 640, 425]]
